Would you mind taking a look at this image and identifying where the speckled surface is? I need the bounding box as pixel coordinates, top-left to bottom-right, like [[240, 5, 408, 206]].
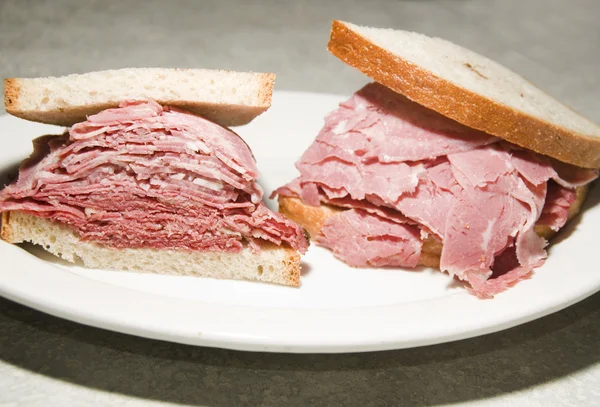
[[0, 0, 599, 405]]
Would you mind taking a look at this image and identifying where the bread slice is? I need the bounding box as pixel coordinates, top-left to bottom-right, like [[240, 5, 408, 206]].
[[328, 20, 600, 169], [1, 211, 301, 287], [278, 184, 589, 269], [4, 68, 275, 128]]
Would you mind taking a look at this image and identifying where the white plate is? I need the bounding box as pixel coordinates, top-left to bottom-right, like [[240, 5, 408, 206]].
[[1, 91, 599, 353]]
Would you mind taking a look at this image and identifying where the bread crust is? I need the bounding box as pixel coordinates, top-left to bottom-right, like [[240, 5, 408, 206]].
[[4, 78, 20, 114], [0, 211, 12, 242], [279, 185, 589, 268], [258, 73, 276, 108], [328, 20, 600, 169]]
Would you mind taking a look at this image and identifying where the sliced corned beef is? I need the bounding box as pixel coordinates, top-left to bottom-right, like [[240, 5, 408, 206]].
[[275, 82, 598, 297], [0, 100, 308, 253], [317, 209, 422, 268]]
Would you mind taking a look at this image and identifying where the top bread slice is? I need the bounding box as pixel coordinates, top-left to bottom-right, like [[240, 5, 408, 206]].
[[328, 20, 600, 169], [4, 68, 275, 128]]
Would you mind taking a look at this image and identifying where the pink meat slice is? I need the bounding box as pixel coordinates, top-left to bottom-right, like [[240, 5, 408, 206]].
[[274, 82, 598, 297], [447, 146, 514, 188], [510, 149, 557, 186], [0, 100, 308, 253], [445, 147, 549, 287], [537, 181, 578, 231], [297, 155, 422, 204], [467, 247, 544, 298], [394, 161, 460, 238], [550, 159, 599, 188], [317, 209, 422, 268], [312, 82, 497, 163]]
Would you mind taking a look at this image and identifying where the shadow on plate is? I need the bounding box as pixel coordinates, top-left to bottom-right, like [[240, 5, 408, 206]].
[[0, 292, 598, 406], [300, 260, 313, 277], [21, 242, 86, 267], [0, 160, 21, 187]]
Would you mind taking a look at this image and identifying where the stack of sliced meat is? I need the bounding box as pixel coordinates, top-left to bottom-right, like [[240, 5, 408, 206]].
[[0, 100, 308, 254], [275, 83, 597, 297]]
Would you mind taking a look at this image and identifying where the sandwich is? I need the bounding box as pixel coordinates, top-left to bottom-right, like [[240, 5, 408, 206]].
[[273, 21, 599, 297], [1, 68, 308, 286]]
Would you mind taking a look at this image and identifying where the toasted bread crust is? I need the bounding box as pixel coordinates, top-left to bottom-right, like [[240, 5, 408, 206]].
[[0, 211, 12, 242], [328, 20, 600, 169], [4, 78, 20, 114], [279, 196, 342, 239], [279, 185, 589, 268], [258, 73, 276, 108]]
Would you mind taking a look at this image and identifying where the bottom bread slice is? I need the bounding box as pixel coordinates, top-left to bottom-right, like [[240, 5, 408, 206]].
[[278, 196, 443, 268], [278, 184, 589, 269], [1, 211, 301, 286]]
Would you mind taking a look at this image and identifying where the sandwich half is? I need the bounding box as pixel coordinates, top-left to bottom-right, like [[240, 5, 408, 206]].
[[273, 21, 599, 297], [1, 68, 308, 286]]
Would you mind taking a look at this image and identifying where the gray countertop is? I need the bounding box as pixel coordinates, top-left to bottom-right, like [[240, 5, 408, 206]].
[[1, 0, 599, 405]]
